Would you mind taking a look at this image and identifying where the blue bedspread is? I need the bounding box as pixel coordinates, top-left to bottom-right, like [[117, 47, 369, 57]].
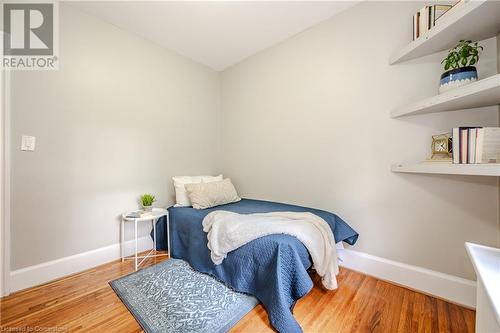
[[154, 198, 358, 333]]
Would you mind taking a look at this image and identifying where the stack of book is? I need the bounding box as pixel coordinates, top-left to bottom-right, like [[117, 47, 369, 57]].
[[412, 4, 453, 40], [125, 211, 153, 218], [452, 127, 500, 164]]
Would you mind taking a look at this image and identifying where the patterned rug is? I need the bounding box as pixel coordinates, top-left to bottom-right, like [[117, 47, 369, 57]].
[[110, 259, 259, 333]]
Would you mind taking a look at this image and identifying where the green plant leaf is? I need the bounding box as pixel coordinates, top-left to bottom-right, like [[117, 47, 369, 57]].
[[445, 40, 482, 69], [140, 194, 156, 206]]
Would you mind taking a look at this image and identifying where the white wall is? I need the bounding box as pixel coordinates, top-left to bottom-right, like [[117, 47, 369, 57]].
[[497, 32, 500, 246], [1, 65, 8, 295], [10, 4, 221, 270], [220, 1, 499, 280], [8, 1, 500, 285]]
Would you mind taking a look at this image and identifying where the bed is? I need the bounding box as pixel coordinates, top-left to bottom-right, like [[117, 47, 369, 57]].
[[155, 198, 358, 333]]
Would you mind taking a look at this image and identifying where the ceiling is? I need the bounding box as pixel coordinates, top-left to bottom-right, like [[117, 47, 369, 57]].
[[69, 1, 359, 71]]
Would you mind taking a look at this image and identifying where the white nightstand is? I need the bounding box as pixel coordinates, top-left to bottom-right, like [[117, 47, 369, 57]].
[[121, 208, 170, 270]]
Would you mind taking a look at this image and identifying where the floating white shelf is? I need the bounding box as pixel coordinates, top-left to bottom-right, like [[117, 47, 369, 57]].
[[390, 1, 500, 64], [391, 163, 500, 176], [391, 74, 500, 118]]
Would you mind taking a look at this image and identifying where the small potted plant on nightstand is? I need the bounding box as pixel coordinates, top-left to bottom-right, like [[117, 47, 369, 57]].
[[140, 194, 155, 212], [439, 40, 483, 94]]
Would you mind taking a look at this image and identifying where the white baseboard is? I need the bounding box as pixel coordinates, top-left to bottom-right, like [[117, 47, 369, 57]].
[[10, 236, 153, 293], [9, 240, 476, 308], [338, 248, 476, 308]]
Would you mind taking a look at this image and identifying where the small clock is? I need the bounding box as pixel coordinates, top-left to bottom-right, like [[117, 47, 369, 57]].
[[430, 133, 452, 160]]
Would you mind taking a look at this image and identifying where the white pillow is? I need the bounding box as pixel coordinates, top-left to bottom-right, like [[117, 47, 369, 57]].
[[172, 174, 222, 206], [185, 178, 241, 209]]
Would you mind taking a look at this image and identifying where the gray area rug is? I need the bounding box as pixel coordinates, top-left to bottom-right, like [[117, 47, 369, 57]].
[[110, 259, 259, 333]]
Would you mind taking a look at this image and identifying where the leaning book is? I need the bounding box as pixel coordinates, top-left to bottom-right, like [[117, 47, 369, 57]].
[[432, 4, 452, 26]]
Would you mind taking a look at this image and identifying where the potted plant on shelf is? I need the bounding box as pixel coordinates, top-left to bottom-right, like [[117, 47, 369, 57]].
[[140, 194, 155, 212], [439, 40, 483, 94]]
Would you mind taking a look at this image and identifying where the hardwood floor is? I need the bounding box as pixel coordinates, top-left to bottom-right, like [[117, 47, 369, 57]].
[[1, 254, 475, 333]]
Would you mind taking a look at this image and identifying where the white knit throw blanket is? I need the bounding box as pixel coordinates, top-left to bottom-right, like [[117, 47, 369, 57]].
[[202, 211, 339, 290]]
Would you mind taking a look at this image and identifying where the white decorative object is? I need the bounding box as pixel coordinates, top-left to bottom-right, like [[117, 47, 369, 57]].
[[121, 208, 169, 271], [172, 174, 223, 206]]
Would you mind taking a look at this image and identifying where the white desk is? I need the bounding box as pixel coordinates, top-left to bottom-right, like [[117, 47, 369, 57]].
[[466, 242, 500, 333], [121, 208, 169, 270]]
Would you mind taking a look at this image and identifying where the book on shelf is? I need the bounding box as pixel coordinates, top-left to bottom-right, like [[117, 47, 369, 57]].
[[452, 127, 500, 164], [452, 127, 460, 164], [468, 128, 477, 164], [475, 128, 500, 164], [418, 6, 429, 38], [412, 4, 453, 41], [125, 211, 153, 218], [413, 11, 420, 40], [459, 128, 469, 164]]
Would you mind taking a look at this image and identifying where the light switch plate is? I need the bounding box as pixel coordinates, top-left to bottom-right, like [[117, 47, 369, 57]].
[[21, 135, 36, 151]]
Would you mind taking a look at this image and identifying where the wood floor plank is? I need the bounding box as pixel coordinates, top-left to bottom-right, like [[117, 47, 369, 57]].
[[1, 255, 475, 333], [0, 252, 166, 324]]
